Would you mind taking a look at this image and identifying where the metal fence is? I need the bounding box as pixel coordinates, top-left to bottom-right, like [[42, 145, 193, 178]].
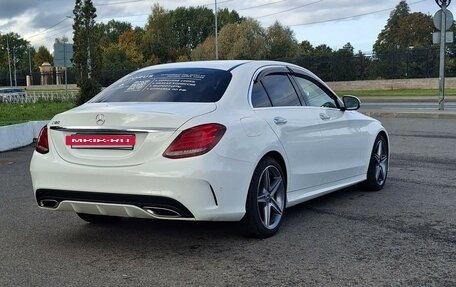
[[0, 90, 77, 104]]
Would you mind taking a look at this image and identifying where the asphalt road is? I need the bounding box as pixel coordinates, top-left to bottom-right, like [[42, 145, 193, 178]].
[[1, 117, 455, 286]]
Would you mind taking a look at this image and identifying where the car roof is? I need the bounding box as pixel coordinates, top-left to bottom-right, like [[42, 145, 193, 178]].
[[139, 60, 251, 72], [137, 60, 309, 73]]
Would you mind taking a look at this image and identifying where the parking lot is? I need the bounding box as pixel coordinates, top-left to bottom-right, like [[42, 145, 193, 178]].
[[0, 116, 455, 286]]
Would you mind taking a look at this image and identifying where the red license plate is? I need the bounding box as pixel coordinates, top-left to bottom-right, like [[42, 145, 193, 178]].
[[66, 134, 136, 148]]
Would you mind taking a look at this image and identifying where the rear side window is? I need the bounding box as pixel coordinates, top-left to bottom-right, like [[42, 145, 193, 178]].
[[260, 74, 301, 107], [251, 81, 272, 108], [90, 68, 232, 103]]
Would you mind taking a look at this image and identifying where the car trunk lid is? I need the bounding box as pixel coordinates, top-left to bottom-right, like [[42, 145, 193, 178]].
[[49, 102, 216, 167]]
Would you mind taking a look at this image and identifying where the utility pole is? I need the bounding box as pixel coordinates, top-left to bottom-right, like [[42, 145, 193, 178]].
[[63, 38, 68, 95], [438, 1, 447, 110], [28, 45, 32, 75], [6, 35, 12, 87], [214, 0, 219, 60], [435, 0, 453, 110], [13, 48, 17, 87]]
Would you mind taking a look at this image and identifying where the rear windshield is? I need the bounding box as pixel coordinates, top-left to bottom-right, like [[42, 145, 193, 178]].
[[90, 68, 232, 103]]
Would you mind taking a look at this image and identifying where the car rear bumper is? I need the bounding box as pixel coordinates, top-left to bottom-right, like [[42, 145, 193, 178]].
[[30, 150, 254, 221]]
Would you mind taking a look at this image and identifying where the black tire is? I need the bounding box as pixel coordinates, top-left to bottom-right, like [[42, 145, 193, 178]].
[[77, 213, 122, 224], [241, 157, 287, 238], [362, 134, 389, 191]]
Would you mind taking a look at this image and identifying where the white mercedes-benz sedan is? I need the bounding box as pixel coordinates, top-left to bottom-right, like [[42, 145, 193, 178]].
[[30, 60, 389, 238]]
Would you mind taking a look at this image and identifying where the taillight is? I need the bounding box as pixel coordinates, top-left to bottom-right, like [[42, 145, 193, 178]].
[[163, 123, 226, 159], [36, 125, 49, 154]]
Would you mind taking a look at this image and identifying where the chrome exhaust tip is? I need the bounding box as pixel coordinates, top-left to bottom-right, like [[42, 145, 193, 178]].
[[143, 206, 182, 218], [39, 199, 59, 209]]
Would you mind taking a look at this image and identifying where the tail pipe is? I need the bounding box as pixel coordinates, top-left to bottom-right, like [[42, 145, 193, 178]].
[[39, 199, 59, 209], [143, 206, 182, 218]]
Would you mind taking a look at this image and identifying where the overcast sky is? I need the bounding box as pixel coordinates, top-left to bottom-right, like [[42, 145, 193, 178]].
[[0, 0, 441, 54]]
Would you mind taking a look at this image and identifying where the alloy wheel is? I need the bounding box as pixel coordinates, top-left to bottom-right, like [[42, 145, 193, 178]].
[[374, 139, 388, 186], [256, 165, 285, 230]]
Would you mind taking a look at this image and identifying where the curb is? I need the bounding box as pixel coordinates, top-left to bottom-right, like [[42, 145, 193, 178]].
[[0, 121, 48, 152], [359, 97, 456, 103], [362, 111, 456, 119]]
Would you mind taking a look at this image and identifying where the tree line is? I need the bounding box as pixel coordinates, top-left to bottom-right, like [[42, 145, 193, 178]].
[[0, 1, 452, 93]]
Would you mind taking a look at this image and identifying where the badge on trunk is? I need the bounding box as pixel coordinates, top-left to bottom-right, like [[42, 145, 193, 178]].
[[96, 114, 105, 126]]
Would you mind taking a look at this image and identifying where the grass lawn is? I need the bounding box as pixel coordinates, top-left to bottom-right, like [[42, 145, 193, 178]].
[[333, 88, 456, 98], [0, 102, 75, 126]]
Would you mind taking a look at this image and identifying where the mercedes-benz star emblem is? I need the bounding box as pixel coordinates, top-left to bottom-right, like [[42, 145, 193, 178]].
[[95, 114, 105, 126]]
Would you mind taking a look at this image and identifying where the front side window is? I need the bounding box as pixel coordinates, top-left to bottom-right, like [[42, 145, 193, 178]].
[[90, 68, 232, 103], [293, 76, 338, 109], [260, 74, 301, 107]]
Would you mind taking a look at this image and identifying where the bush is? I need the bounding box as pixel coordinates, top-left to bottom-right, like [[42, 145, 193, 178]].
[[76, 78, 102, 106]]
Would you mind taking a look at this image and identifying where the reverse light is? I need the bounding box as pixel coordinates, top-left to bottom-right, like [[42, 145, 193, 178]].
[[163, 123, 226, 159], [36, 125, 49, 154]]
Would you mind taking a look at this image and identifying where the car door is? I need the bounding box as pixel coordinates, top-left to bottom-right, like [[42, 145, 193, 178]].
[[291, 73, 371, 184], [251, 67, 328, 192]]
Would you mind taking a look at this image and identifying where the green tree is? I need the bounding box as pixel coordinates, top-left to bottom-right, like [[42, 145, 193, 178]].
[[142, 4, 176, 63], [142, 5, 243, 63], [118, 30, 144, 68], [354, 50, 372, 80], [99, 20, 133, 46], [266, 21, 298, 59], [218, 18, 267, 59], [0, 33, 30, 85], [33, 46, 53, 69], [332, 43, 356, 81], [191, 36, 216, 60], [395, 12, 433, 49], [297, 40, 314, 56], [371, 0, 436, 78], [374, 0, 410, 54], [171, 6, 214, 53], [217, 8, 243, 28], [73, 0, 102, 104]]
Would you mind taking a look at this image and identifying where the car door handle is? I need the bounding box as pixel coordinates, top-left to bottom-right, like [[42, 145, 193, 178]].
[[319, 113, 331, 121], [273, 117, 288, 125]]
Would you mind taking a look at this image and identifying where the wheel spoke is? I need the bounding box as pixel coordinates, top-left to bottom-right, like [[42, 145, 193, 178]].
[[269, 177, 282, 196], [378, 166, 384, 182], [262, 168, 271, 191], [374, 154, 381, 163], [379, 160, 387, 174], [377, 141, 383, 158], [263, 204, 271, 227], [257, 194, 267, 203], [270, 198, 282, 215], [375, 166, 381, 181]]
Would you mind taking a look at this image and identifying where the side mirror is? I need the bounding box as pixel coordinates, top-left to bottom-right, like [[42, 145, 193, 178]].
[[342, 95, 361, 111]]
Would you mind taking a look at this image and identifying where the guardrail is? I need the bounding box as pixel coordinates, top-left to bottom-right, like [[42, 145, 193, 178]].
[[0, 91, 77, 104]]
